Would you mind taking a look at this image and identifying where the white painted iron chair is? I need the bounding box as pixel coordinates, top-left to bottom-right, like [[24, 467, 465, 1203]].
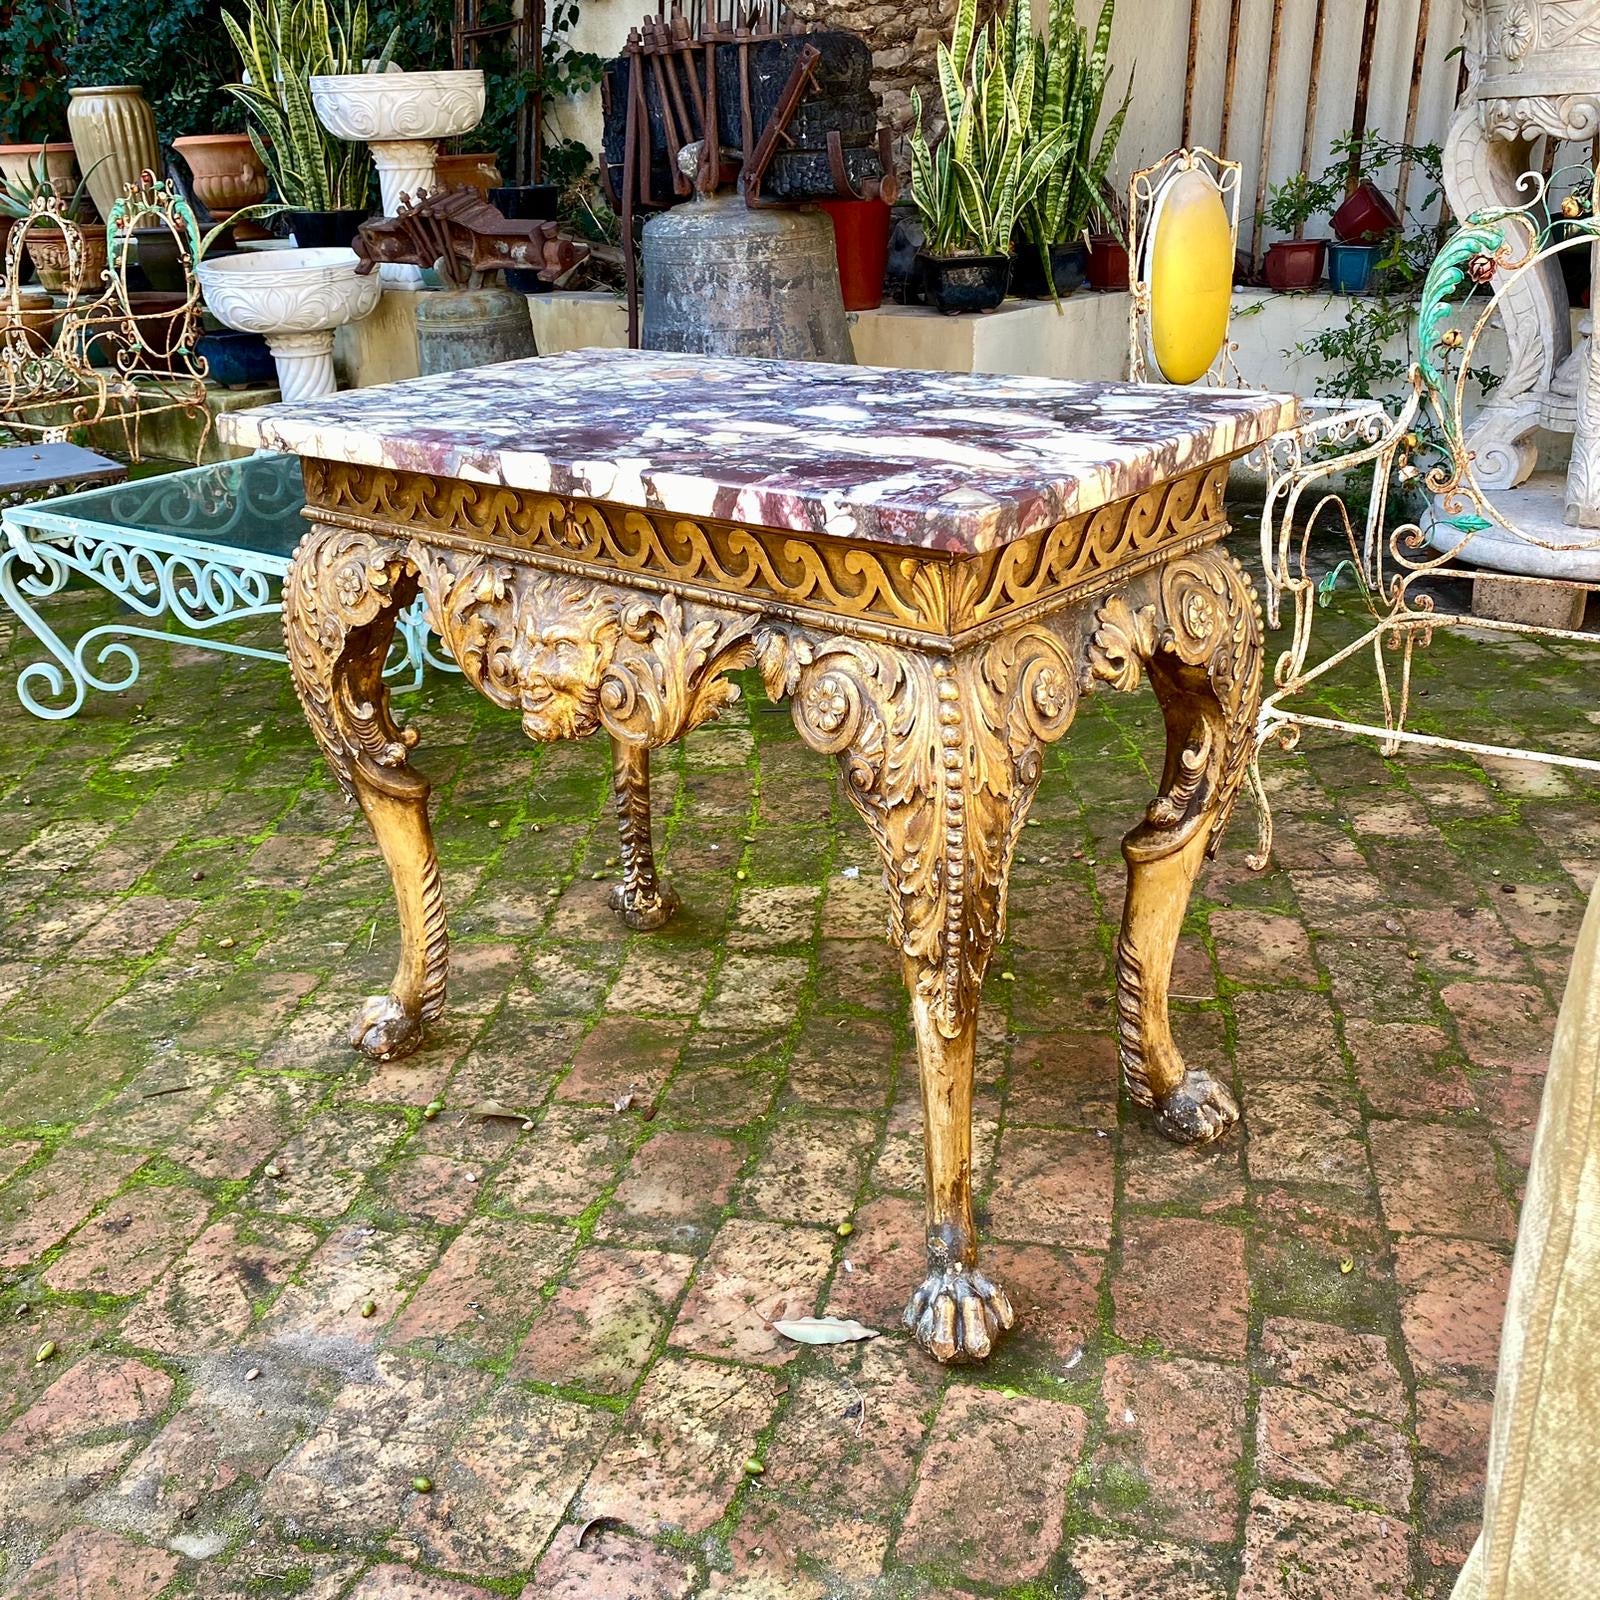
[[1125, 148, 1408, 631]]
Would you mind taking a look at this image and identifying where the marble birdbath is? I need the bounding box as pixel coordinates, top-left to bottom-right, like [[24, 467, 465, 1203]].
[[196, 247, 381, 402]]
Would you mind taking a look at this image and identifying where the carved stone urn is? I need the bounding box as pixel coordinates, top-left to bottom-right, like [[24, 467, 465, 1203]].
[[1438, 0, 1600, 569], [309, 69, 485, 288], [196, 247, 381, 402]]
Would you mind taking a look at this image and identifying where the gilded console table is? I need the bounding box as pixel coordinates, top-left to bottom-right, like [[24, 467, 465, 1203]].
[[218, 350, 1292, 1365]]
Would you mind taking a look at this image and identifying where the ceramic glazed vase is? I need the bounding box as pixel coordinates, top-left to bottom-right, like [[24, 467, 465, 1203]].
[[173, 134, 268, 221], [67, 85, 160, 221]]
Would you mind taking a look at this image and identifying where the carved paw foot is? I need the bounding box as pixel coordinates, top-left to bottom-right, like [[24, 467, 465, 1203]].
[[348, 994, 424, 1062], [608, 880, 680, 932], [903, 1265, 1015, 1364], [1152, 1067, 1240, 1146]]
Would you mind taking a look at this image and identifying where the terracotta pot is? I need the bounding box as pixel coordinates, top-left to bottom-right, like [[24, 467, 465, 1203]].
[[24, 222, 109, 296], [5, 285, 58, 354], [67, 85, 160, 221], [0, 141, 77, 198], [173, 134, 268, 220], [820, 197, 891, 311], [91, 291, 192, 371], [1263, 238, 1326, 292], [435, 151, 502, 197], [1085, 233, 1129, 291]]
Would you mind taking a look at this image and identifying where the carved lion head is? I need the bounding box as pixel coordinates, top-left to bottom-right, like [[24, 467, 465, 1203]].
[[495, 578, 623, 742]]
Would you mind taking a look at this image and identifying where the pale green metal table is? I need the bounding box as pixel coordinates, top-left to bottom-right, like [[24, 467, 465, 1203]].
[[0, 453, 447, 719]]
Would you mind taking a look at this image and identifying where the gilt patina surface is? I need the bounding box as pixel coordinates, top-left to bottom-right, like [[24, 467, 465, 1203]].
[[219, 352, 1287, 1363]]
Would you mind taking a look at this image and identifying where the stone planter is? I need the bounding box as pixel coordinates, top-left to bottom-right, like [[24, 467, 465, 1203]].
[[310, 68, 485, 287], [0, 142, 77, 197], [196, 246, 381, 401], [173, 133, 268, 221], [310, 69, 484, 212], [67, 85, 160, 221], [25, 222, 108, 297]]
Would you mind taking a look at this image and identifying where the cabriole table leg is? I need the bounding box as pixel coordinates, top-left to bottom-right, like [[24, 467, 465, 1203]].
[[1087, 547, 1264, 1144], [762, 622, 1079, 1362], [608, 737, 680, 931], [283, 523, 448, 1061]]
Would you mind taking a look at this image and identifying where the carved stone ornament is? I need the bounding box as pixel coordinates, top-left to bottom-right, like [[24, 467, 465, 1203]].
[[281, 458, 1265, 1365]]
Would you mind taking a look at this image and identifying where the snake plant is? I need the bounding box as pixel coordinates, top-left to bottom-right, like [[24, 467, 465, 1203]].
[[222, 0, 397, 212], [1021, 0, 1132, 266], [908, 0, 1077, 259]]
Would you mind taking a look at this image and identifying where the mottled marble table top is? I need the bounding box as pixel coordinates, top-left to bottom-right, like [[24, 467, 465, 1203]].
[[218, 348, 1297, 554]]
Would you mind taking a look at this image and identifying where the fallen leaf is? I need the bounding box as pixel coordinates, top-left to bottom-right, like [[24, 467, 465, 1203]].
[[467, 1100, 527, 1122], [773, 1316, 878, 1345]]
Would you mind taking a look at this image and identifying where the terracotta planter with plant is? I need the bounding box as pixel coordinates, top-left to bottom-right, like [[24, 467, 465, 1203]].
[[0, 142, 76, 197], [1258, 169, 1338, 293], [907, 0, 1076, 315], [1016, 0, 1130, 301], [0, 149, 111, 297]]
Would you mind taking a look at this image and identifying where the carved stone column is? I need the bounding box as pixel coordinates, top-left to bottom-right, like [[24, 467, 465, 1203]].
[[1448, 2, 1600, 513]]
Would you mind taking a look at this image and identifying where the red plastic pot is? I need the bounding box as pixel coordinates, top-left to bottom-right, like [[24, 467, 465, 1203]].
[[1331, 180, 1400, 244], [820, 198, 891, 312], [1263, 238, 1326, 291], [1085, 233, 1129, 291]]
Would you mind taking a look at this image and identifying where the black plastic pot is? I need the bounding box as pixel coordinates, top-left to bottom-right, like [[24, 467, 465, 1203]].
[[490, 184, 563, 295], [917, 251, 1010, 315], [1012, 239, 1088, 299], [288, 209, 369, 250], [133, 226, 185, 294]]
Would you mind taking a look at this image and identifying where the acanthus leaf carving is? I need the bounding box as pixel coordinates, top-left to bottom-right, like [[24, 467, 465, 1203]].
[[759, 624, 1076, 1038], [411, 543, 756, 747]]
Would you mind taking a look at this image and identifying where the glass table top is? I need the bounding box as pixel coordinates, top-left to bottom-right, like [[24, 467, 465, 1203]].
[[3, 453, 307, 566]]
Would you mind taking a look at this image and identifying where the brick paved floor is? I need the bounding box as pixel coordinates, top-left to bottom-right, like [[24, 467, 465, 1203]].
[[0, 545, 1589, 1599]]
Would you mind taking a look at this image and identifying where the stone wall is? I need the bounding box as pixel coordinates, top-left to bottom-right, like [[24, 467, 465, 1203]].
[[781, 0, 957, 144]]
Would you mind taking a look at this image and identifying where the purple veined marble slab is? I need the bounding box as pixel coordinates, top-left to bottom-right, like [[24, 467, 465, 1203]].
[[216, 348, 1297, 555]]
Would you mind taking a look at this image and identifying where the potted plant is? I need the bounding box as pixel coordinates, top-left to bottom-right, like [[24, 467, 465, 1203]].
[[222, 0, 394, 250], [0, 144, 77, 197], [1326, 238, 1385, 294], [1084, 179, 1129, 290], [907, 0, 1075, 315], [1259, 171, 1336, 291], [1016, 0, 1130, 301], [0, 150, 111, 295]]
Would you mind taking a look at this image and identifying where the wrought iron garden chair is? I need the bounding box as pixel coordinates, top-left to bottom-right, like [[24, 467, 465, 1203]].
[[1249, 168, 1600, 867], [0, 174, 214, 461], [1125, 147, 1405, 632]]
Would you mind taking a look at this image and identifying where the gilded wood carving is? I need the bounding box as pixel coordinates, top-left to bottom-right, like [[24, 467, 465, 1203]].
[[282, 458, 1264, 1364]]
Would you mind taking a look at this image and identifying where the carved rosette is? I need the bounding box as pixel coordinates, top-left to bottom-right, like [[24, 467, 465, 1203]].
[[758, 625, 1077, 1038], [410, 544, 758, 748], [1085, 548, 1263, 854]]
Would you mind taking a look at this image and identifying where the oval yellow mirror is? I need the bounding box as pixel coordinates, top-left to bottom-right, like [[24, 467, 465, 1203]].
[[1146, 166, 1234, 386]]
